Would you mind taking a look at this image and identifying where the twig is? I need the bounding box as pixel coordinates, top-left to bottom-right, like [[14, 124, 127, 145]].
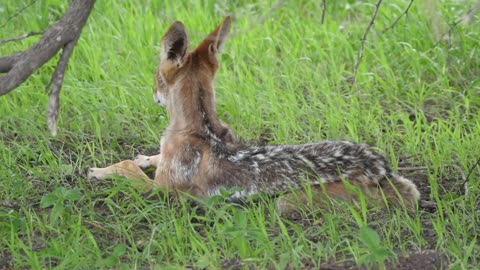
[[459, 0, 480, 25], [321, 0, 326, 25], [433, 0, 480, 47], [47, 140, 62, 159], [382, 0, 414, 33], [432, 21, 460, 47], [450, 164, 467, 183], [462, 157, 480, 197], [351, 0, 383, 95], [0, 31, 45, 45], [0, 0, 40, 29], [46, 38, 78, 136]]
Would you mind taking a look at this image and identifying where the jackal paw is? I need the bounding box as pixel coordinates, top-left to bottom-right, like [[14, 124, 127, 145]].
[[87, 168, 105, 181], [134, 155, 152, 169]]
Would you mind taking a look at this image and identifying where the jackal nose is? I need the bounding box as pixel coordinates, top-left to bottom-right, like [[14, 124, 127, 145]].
[[153, 94, 166, 107]]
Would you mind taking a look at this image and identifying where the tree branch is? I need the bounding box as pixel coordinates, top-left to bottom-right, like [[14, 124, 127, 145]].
[[0, 52, 23, 73], [46, 37, 78, 136], [0, 0, 40, 29], [0, 0, 95, 135], [0, 31, 45, 45], [462, 157, 480, 198], [433, 0, 480, 47], [0, 0, 95, 96], [321, 0, 326, 25], [459, 0, 480, 25], [382, 0, 414, 33], [351, 0, 383, 94]]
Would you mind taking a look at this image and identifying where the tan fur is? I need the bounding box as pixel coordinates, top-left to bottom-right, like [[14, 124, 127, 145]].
[[88, 17, 420, 215]]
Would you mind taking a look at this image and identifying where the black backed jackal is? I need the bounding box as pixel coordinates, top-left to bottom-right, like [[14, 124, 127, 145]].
[[88, 17, 420, 214]]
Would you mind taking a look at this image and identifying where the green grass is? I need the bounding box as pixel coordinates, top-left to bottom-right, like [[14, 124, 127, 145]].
[[1, 0, 479, 269]]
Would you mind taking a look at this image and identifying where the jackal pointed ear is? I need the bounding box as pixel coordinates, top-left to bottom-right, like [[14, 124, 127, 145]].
[[196, 16, 231, 56], [211, 16, 231, 54], [160, 21, 188, 65]]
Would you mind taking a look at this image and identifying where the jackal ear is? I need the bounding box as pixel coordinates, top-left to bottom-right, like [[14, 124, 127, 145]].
[[160, 21, 188, 65], [196, 16, 231, 56], [211, 16, 231, 54]]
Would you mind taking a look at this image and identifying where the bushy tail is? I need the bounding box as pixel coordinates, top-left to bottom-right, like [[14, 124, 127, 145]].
[[379, 174, 420, 211], [276, 174, 420, 215]]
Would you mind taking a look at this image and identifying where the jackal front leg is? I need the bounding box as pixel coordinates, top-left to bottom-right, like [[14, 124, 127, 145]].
[[88, 160, 154, 191], [134, 154, 162, 169]]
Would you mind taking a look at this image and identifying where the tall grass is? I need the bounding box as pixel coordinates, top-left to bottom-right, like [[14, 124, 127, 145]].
[[1, 0, 479, 268]]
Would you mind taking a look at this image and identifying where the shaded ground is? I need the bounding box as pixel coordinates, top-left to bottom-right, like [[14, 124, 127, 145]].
[[0, 135, 459, 269], [318, 250, 448, 270]]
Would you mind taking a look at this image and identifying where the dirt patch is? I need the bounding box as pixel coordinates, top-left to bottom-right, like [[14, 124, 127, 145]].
[[319, 250, 447, 270], [0, 252, 12, 270]]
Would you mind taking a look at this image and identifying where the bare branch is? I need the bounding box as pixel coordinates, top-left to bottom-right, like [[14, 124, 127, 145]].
[[433, 0, 480, 47], [0, 0, 40, 29], [0, 31, 45, 45], [460, 0, 480, 25], [0, 0, 95, 96], [46, 38, 78, 136], [0, 52, 23, 73], [321, 0, 326, 25], [462, 157, 480, 197], [351, 0, 383, 94], [382, 0, 414, 33], [0, 0, 95, 135]]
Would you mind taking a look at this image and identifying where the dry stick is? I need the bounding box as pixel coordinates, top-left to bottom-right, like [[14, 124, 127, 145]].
[[0, 31, 45, 45], [433, 0, 480, 47], [321, 0, 326, 25], [351, 0, 383, 95], [460, 0, 480, 25], [382, 0, 414, 33], [462, 157, 480, 197], [450, 164, 467, 197], [432, 21, 460, 47], [0, 0, 40, 29], [46, 37, 79, 136]]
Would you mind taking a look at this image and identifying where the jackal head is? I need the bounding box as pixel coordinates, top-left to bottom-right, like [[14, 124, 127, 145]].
[[154, 16, 233, 142], [154, 16, 230, 116]]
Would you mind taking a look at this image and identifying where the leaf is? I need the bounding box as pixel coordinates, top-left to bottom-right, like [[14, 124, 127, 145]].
[[96, 256, 117, 268], [40, 192, 58, 208], [374, 248, 392, 262], [196, 255, 210, 269], [358, 253, 374, 266], [58, 164, 74, 175], [63, 189, 82, 201], [50, 203, 63, 224], [96, 244, 127, 268], [112, 244, 127, 257], [205, 195, 225, 206], [359, 226, 380, 249]]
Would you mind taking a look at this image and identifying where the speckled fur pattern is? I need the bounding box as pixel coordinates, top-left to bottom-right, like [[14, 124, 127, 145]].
[[213, 142, 390, 196]]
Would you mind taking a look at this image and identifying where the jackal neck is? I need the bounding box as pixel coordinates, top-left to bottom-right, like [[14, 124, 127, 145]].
[[167, 78, 225, 140]]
